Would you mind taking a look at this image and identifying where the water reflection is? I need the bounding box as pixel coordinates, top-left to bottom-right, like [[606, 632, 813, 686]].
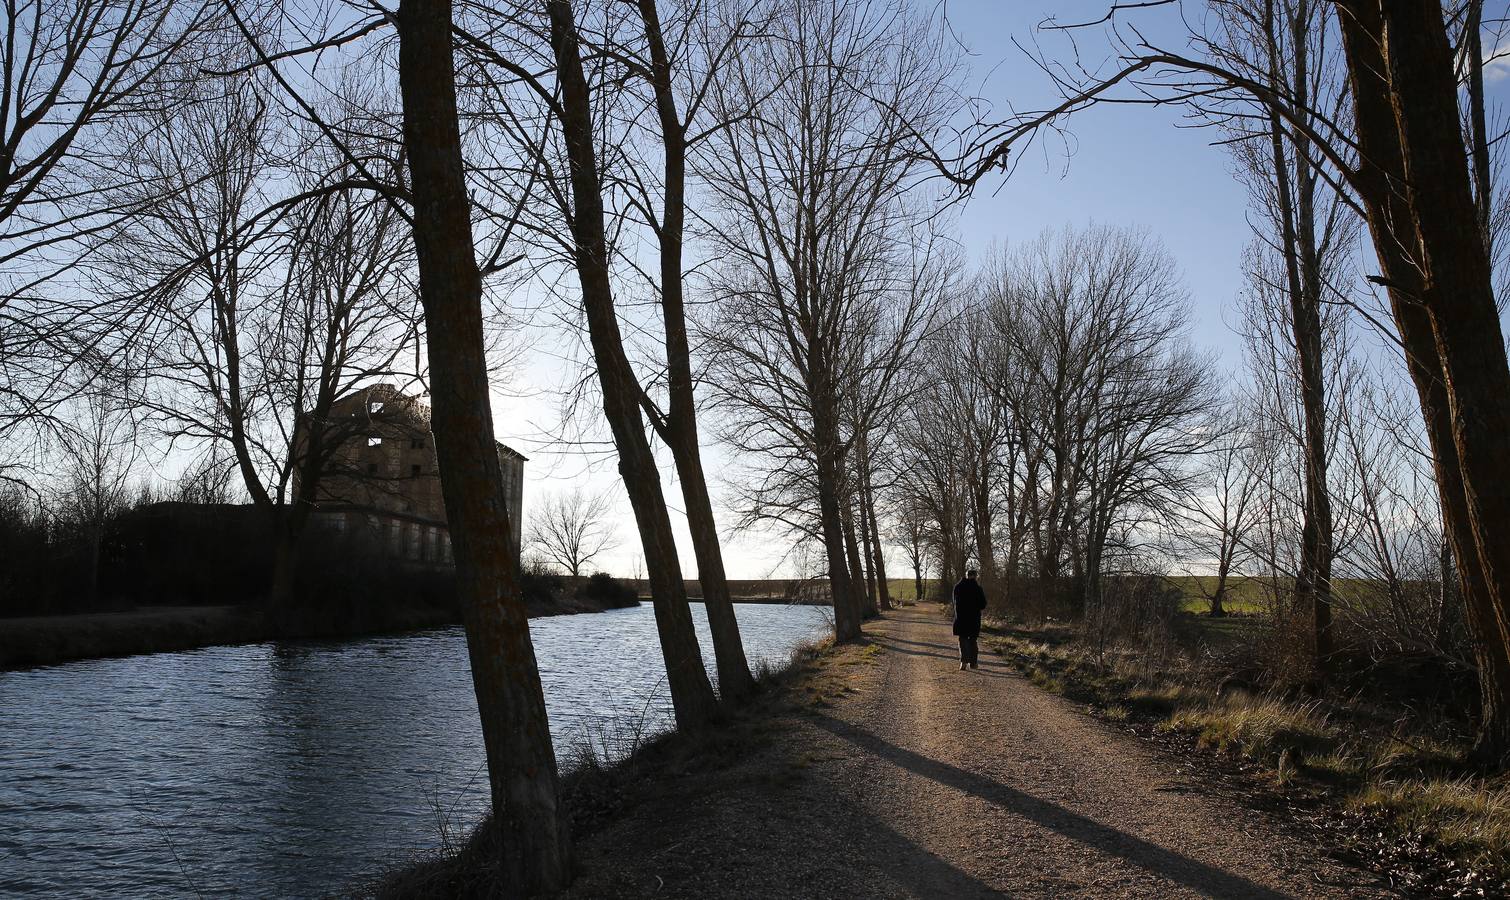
[[0, 603, 830, 898]]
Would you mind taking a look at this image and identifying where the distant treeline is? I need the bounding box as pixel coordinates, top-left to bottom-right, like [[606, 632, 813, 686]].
[[1, 485, 647, 633], [613, 578, 830, 603], [0, 489, 454, 629]]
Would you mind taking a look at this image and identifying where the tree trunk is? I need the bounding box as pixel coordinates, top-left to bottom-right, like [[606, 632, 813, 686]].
[[1253, 1, 1332, 675], [971, 452, 996, 592], [1211, 557, 1230, 618], [634, 0, 754, 702], [671, 447, 754, 698], [1466, 0, 1492, 251], [1288, 17, 1335, 673], [813, 380, 861, 640], [397, 0, 571, 887], [858, 494, 879, 607], [859, 451, 892, 609], [908, 527, 924, 603], [545, 0, 718, 729], [1338, 0, 1510, 762], [842, 490, 876, 618]]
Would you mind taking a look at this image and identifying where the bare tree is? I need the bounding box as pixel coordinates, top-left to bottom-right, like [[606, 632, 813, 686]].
[[1335, 0, 1510, 762], [892, 498, 930, 602], [53, 384, 142, 606], [530, 487, 620, 578], [444, 0, 752, 716], [614, 0, 761, 698], [95, 51, 419, 609], [1210, 0, 1357, 677], [893, 386, 971, 594], [698, 0, 958, 641], [937, 0, 1510, 763], [975, 226, 1214, 618], [1174, 403, 1264, 618], [1332, 366, 1467, 669], [0, 0, 207, 455], [542, 0, 719, 726]]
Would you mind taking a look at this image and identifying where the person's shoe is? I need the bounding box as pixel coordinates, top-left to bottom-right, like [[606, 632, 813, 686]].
[[959, 662, 968, 671]]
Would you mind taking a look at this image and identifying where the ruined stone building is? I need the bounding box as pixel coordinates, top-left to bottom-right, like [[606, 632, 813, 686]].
[[294, 384, 525, 567]]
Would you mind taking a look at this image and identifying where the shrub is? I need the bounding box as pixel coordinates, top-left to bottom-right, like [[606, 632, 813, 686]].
[[521, 569, 565, 606], [1082, 573, 1185, 663], [281, 526, 455, 634], [574, 572, 638, 609]]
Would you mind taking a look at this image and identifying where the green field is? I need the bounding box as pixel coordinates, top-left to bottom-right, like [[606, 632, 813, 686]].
[[1167, 575, 1396, 617], [1167, 576, 1270, 615], [887, 578, 941, 602]]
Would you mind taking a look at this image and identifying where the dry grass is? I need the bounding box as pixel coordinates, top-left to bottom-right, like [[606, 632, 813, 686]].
[[1349, 779, 1510, 874], [1165, 695, 1339, 763]]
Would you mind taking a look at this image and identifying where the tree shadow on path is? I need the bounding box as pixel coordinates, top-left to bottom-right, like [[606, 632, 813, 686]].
[[866, 635, 958, 662], [844, 806, 1008, 898], [809, 713, 1296, 900], [871, 634, 957, 653], [865, 636, 1015, 678]]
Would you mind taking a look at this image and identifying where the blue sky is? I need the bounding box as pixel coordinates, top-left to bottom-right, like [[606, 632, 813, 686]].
[[501, 0, 1510, 580], [940, 0, 1256, 367]]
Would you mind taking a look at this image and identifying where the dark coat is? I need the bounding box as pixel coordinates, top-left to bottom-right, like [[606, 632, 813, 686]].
[[952, 577, 986, 637]]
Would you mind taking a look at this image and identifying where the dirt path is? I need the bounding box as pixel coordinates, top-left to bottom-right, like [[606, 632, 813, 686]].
[[566, 607, 1393, 898]]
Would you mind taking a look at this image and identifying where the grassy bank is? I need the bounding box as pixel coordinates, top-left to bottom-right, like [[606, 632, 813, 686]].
[[360, 635, 838, 899], [0, 594, 636, 670], [0, 605, 278, 669], [988, 621, 1508, 895]]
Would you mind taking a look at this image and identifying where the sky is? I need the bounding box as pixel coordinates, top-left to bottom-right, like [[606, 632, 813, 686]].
[[494, 0, 1510, 581]]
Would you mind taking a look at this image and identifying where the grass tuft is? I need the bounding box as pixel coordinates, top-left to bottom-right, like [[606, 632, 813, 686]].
[[1166, 695, 1339, 763], [1350, 778, 1510, 874]]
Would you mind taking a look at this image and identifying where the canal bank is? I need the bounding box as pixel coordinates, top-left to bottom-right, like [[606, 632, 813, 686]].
[[370, 607, 1392, 899], [0, 593, 629, 670]]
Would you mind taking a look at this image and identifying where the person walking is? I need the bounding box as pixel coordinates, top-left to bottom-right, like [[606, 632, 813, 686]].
[[952, 568, 986, 670]]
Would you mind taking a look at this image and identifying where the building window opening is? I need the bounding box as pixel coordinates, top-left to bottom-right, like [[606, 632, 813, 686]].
[[370, 401, 385, 413], [368, 436, 383, 447], [411, 438, 425, 449], [367, 462, 378, 475], [410, 464, 421, 476]]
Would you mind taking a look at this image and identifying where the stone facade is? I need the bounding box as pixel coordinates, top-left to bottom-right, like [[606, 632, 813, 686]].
[[294, 384, 525, 566]]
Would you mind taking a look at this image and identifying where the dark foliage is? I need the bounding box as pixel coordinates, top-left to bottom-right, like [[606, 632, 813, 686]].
[[274, 526, 456, 635], [0, 493, 92, 616], [2, 493, 459, 634], [104, 502, 273, 608], [574, 572, 638, 609], [521, 570, 564, 606]]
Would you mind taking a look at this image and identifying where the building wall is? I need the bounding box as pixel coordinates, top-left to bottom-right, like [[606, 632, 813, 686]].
[[308, 384, 445, 522], [295, 384, 526, 564], [311, 507, 455, 567], [500, 448, 524, 559]]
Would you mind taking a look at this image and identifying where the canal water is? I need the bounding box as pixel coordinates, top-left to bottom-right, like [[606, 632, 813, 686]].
[[0, 602, 831, 898]]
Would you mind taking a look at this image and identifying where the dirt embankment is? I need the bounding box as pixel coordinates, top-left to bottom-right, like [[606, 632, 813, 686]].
[[0, 596, 634, 670], [381, 607, 1393, 898]]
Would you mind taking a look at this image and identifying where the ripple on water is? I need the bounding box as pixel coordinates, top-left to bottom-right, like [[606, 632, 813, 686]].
[[0, 602, 830, 899]]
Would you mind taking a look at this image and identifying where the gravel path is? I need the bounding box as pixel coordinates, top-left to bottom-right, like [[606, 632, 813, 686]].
[[566, 607, 1394, 898]]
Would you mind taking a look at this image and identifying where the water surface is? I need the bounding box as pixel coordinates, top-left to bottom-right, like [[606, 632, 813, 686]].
[[0, 602, 830, 898]]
